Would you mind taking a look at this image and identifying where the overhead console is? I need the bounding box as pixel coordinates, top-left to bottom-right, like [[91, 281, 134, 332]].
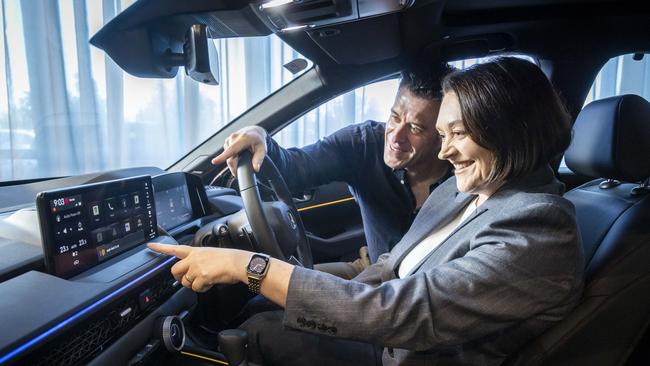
[[89, 0, 418, 80], [254, 0, 415, 32]]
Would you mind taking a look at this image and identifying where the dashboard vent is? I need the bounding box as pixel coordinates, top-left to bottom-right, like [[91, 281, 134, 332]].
[[21, 272, 176, 366], [28, 298, 141, 366]]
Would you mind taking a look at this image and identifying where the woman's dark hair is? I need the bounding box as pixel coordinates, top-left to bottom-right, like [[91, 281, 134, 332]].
[[441, 57, 571, 182]]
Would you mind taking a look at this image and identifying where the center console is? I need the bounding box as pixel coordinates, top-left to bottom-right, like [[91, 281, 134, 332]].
[[0, 176, 195, 366], [0, 172, 247, 366]]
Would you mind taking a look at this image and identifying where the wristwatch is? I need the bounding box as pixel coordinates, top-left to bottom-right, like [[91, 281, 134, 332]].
[[246, 253, 271, 294]]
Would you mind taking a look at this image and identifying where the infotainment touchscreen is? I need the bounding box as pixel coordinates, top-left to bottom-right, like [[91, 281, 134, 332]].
[[36, 176, 157, 279]]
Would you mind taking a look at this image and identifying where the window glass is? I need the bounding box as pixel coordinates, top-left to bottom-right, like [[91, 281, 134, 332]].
[[275, 78, 400, 148], [584, 53, 650, 105], [276, 55, 536, 149], [0, 0, 311, 182]]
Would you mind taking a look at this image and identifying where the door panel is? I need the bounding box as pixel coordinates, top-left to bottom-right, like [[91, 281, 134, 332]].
[[293, 181, 365, 263]]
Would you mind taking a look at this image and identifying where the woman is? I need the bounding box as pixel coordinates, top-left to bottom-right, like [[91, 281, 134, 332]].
[[148, 57, 584, 366]]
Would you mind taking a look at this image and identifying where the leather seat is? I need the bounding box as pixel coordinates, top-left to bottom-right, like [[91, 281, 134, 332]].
[[506, 94, 650, 366]]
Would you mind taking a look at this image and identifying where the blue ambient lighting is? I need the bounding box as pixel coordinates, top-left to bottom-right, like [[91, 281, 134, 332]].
[[0, 256, 176, 364]]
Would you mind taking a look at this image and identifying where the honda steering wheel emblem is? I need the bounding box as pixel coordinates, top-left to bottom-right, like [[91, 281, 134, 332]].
[[287, 211, 298, 230]]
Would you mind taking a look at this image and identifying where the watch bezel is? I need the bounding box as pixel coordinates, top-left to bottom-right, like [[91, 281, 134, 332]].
[[247, 253, 270, 277]]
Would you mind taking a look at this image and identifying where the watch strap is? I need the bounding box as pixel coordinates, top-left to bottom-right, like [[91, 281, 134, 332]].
[[247, 276, 262, 293]]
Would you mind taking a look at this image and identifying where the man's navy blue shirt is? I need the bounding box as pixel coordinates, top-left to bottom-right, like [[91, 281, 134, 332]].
[[267, 121, 448, 262]]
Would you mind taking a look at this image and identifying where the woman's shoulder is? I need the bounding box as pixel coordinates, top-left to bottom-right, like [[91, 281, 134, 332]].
[[494, 190, 576, 221]]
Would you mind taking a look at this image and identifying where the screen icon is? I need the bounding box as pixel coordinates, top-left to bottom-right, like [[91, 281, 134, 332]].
[[97, 245, 107, 259], [135, 215, 144, 228], [105, 198, 117, 219], [107, 223, 120, 241], [132, 192, 143, 211], [88, 202, 103, 224], [91, 228, 105, 245], [119, 195, 129, 210], [118, 195, 131, 216]]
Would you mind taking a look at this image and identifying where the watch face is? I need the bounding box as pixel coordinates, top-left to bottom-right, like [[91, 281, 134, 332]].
[[248, 256, 268, 275]]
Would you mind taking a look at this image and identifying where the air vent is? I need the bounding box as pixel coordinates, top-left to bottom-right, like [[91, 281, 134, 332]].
[[28, 298, 141, 366], [20, 273, 177, 366]]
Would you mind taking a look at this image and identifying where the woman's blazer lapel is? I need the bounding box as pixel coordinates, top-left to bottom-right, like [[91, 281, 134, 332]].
[[380, 178, 475, 281]]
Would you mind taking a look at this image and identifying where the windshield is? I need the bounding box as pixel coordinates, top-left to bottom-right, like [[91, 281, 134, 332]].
[[0, 0, 310, 182]]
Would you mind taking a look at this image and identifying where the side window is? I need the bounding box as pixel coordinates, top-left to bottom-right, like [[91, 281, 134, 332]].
[[274, 55, 537, 149], [584, 53, 650, 105], [274, 79, 399, 148]]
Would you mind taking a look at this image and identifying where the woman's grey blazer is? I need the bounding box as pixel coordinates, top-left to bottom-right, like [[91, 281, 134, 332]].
[[283, 165, 585, 366]]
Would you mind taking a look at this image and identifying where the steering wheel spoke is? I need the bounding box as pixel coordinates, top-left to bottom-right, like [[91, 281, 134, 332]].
[[236, 150, 313, 268]]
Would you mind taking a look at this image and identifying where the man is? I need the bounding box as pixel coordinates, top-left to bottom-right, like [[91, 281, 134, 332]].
[[212, 63, 453, 278]]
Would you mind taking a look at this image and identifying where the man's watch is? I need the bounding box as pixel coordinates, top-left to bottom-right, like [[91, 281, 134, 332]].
[[246, 253, 271, 294]]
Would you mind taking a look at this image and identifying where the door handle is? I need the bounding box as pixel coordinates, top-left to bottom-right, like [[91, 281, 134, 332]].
[[293, 191, 313, 203]]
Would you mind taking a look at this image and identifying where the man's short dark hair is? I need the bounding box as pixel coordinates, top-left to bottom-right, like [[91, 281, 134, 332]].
[[441, 57, 571, 183], [399, 62, 455, 100]]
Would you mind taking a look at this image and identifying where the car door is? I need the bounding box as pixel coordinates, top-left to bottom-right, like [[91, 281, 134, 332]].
[[293, 181, 364, 264]]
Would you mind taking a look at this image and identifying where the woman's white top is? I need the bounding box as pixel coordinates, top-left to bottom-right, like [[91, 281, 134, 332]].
[[398, 199, 477, 278]]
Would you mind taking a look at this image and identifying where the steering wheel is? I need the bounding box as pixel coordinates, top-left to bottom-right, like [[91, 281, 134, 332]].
[[236, 150, 313, 269]]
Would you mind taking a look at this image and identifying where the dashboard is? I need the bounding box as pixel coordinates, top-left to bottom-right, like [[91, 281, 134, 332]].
[[0, 171, 242, 366]]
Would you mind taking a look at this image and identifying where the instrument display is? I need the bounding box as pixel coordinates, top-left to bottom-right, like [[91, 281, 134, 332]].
[[153, 174, 195, 231]]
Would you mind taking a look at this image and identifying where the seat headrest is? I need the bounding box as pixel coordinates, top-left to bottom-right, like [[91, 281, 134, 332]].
[[565, 94, 650, 182]]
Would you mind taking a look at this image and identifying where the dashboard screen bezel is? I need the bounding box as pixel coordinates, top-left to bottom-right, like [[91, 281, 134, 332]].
[[152, 172, 208, 231], [36, 175, 158, 279]]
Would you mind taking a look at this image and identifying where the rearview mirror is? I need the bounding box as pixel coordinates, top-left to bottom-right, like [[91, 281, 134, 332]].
[[184, 24, 220, 85], [162, 24, 220, 85]]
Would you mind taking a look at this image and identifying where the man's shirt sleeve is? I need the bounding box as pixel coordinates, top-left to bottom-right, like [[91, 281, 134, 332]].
[[265, 122, 379, 193]]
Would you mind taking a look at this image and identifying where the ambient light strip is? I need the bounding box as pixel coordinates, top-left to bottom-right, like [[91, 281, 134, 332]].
[[297, 197, 355, 212], [0, 256, 177, 364], [181, 351, 228, 365]]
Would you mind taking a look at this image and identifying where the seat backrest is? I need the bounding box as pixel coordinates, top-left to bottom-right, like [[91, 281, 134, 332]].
[[506, 95, 650, 366]]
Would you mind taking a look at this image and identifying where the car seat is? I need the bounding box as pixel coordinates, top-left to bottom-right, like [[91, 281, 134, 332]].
[[505, 94, 650, 365]]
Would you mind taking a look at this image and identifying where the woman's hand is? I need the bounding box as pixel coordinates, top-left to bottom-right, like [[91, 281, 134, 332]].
[[211, 126, 268, 176], [147, 243, 250, 293], [148, 242, 295, 307]]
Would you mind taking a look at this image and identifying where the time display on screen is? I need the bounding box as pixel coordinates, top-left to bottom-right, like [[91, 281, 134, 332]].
[[50, 195, 82, 212]]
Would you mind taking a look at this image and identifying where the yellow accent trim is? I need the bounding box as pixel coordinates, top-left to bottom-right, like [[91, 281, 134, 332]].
[[297, 197, 355, 212], [180, 351, 228, 365]]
